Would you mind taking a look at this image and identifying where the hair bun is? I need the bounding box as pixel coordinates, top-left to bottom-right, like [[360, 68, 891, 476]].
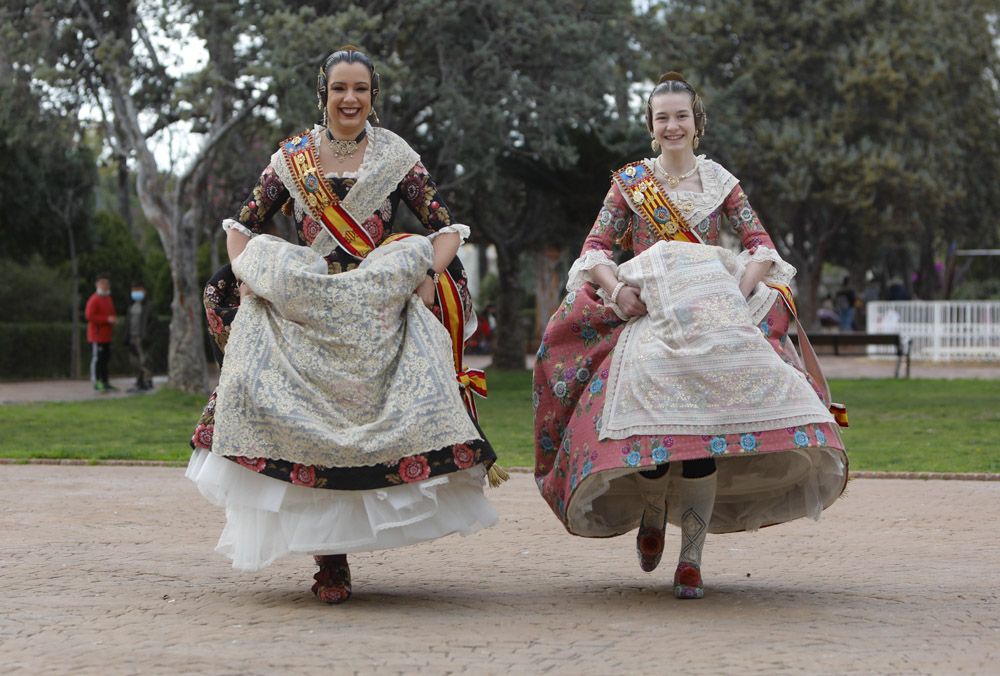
[[658, 71, 689, 85]]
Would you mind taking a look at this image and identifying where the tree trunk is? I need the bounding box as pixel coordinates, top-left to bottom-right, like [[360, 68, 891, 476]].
[[166, 227, 208, 393], [533, 246, 563, 345], [492, 243, 526, 370]]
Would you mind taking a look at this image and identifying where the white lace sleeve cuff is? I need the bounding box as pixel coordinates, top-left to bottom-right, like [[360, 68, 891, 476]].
[[427, 224, 471, 244], [566, 249, 617, 292], [222, 219, 255, 239], [736, 244, 796, 286]]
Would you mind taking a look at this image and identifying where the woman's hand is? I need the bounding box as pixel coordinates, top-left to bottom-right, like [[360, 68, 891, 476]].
[[238, 281, 253, 299], [616, 285, 647, 317], [415, 276, 437, 308]]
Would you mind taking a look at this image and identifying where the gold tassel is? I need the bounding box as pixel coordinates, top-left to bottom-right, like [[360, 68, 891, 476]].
[[617, 226, 633, 252], [830, 403, 849, 428], [487, 463, 510, 488]]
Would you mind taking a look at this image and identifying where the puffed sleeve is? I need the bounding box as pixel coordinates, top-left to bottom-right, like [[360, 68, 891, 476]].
[[565, 182, 632, 292], [398, 161, 471, 243], [722, 186, 796, 286], [221, 164, 290, 238]]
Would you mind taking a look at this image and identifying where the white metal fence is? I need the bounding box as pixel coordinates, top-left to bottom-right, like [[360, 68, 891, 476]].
[[866, 301, 1000, 361]]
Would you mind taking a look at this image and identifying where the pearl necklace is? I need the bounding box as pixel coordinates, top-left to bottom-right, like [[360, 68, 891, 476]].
[[657, 155, 699, 189], [325, 128, 367, 161]]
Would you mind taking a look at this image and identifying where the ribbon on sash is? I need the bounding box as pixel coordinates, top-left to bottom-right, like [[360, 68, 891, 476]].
[[612, 161, 700, 245], [279, 132, 376, 259]]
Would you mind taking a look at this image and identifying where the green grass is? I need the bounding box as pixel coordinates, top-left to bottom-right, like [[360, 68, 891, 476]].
[[1, 376, 997, 473]]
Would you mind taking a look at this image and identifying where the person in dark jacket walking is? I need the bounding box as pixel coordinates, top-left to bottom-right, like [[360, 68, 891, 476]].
[[124, 281, 154, 392]]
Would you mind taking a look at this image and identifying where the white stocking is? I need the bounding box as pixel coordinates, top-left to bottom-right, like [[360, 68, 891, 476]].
[[678, 472, 717, 567]]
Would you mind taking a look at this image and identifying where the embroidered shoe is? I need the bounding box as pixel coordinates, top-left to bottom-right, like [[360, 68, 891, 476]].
[[311, 554, 352, 604], [636, 509, 667, 573], [673, 561, 704, 599]]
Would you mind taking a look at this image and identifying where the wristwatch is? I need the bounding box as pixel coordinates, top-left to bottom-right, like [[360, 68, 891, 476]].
[[426, 268, 440, 284]]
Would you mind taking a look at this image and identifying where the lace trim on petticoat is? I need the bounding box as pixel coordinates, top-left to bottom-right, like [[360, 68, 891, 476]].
[[566, 249, 617, 292]]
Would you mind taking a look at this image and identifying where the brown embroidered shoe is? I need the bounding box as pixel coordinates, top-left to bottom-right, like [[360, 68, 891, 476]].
[[311, 554, 352, 604]]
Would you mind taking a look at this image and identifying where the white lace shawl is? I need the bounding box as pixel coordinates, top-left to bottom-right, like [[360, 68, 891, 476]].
[[212, 234, 481, 467], [598, 240, 833, 439]]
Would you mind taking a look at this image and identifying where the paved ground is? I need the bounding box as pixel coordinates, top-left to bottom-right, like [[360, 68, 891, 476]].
[[1, 356, 998, 404], [1, 466, 998, 674]]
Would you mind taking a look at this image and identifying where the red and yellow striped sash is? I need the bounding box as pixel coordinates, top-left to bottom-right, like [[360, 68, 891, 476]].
[[612, 161, 699, 244], [280, 132, 375, 259]]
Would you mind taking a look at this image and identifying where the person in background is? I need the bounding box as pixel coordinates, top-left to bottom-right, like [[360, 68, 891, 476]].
[[85, 272, 117, 393], [124, 281, 154, 392], [834, 276, 856, 331]]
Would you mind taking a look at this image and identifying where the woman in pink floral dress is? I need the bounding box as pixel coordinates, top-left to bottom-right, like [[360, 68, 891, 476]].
[[187, 48, 498, 605], [533, 72, 848, 599]]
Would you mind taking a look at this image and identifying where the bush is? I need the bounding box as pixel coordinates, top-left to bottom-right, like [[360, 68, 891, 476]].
[[0, 318, 168, 381]]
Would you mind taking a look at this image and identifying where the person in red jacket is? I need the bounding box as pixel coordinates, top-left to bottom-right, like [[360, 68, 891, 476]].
[[85, 273, 118, 392]]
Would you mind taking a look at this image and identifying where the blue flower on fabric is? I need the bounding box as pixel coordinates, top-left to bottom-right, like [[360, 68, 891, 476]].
[[815, 429, 827, 446], [589, 378, 604, 395], [539, 434, 555, 452], [553, 381, 568, 398], [740, 206, 753, 222], [582, 460, 593, 477], [794, 430, 810, 447], [570, 473, 578, 490], [580, 325, 598, 342], [651, 445, 669, 463], [709, 436, 728, 455], [565, 291, 576, 306], [739, 433, 758, 452], [625, 450, 641, 467], [532, 390, 540, 410], [536, 343, 549, 360], [576, 368, 591, 382], [759, 320, 770, 337]]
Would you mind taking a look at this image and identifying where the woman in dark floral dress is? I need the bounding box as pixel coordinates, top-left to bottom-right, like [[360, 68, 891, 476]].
[[533, 72, 848, 599], [187, 47, 497, 604]]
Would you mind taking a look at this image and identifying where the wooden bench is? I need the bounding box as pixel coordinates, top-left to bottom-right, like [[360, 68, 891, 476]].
[[790, 332, 912, 378]]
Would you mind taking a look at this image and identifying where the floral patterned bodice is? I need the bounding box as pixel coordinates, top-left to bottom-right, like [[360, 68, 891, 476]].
[[582, 176, 776, 258], [233, 160, 454, 273]]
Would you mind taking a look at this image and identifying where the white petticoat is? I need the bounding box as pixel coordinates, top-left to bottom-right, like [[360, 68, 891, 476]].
[[186, 449, 498, 571]]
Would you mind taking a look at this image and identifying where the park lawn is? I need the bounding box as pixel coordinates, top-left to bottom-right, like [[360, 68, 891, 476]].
[[0, 375, 997, 473]]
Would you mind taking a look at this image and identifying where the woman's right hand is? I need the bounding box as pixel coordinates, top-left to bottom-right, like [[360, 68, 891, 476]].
[[615, 285, 647, 317]]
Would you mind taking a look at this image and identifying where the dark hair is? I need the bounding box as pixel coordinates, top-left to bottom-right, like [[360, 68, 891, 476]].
[[316, 46, 380, 124], [645, 72, 707, 142], [95, 272, 111, 282], [131, 281, 146, 288]]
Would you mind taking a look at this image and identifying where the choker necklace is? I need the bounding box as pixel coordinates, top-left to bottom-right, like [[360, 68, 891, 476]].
[[325, 128, 367, 161], [657, 155, 699, 188]]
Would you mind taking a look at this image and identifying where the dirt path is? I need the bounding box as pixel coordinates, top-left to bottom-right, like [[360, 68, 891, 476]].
[[1, 466, 997, 674]]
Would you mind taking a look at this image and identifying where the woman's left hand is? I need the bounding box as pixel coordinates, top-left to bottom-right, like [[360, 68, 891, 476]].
[[415, 276, 437, 308]]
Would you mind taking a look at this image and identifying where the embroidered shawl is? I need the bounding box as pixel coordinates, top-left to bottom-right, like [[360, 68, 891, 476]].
[[270, 122, 419, 259]]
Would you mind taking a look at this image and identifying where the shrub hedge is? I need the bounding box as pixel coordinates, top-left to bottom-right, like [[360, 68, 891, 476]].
[[0, 318, 169, 380]]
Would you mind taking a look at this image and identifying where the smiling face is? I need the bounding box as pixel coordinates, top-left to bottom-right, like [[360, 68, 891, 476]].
[[324, 61, 372, 137], [649, 91, 697, 154]]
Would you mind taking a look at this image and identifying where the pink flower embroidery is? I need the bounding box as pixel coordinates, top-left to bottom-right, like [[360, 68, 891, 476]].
[[399, 455, 431, 483], [236, 456, 267, 472], [205, 309, 224, 336], [302, 217, 322, 244], [290, 464, 317, 487], [192, 424, 213, 450], [452, 444, 476, 469]]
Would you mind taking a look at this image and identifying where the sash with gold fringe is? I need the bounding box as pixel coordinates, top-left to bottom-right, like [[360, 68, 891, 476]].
[[612, 161, 700, 245], [279, 132, 375, 259]]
